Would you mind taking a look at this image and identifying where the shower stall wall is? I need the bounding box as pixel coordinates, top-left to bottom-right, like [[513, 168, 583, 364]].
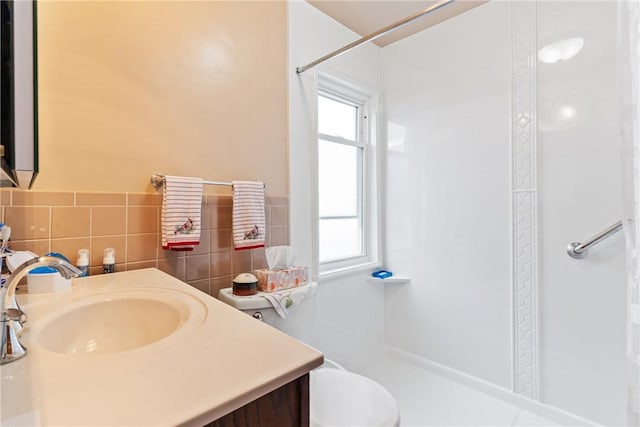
[[537, 2, 626, 423], [383, 1, 627, 425]]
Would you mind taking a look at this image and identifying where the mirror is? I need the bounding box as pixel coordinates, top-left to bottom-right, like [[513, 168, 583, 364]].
[[1, 0, 38, 189]]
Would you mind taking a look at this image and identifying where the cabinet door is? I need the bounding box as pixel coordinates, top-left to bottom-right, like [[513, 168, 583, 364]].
[[207, 374, 309, 427]]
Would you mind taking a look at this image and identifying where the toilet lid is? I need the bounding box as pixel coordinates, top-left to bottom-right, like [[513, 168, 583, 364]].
[[310, 368, 399, 427]]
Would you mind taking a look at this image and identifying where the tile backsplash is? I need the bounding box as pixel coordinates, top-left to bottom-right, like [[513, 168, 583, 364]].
[[0, 189, 288, 299]]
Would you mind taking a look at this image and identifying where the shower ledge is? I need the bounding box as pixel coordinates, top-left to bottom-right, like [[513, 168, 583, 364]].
[[367, 276, 411, 285]]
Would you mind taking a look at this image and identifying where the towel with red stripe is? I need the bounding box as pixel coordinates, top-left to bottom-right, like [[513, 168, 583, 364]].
[[161, 175, 203, 251], [232, 181, 266, 251]]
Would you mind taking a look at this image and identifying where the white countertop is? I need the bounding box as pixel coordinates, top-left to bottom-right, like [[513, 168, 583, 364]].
[[1, 268, 324, 426]]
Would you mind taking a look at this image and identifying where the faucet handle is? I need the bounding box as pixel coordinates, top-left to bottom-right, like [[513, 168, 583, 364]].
[[3, 308, 27, 324], [1, 309, 28, 364]]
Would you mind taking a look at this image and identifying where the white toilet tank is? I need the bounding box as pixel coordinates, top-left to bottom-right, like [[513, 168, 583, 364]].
[[218, 282, 317, 344]]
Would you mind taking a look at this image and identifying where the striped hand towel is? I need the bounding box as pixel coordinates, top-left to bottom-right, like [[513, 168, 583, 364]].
[[232, 181, 266, 251], [161, 175, 203, 251]]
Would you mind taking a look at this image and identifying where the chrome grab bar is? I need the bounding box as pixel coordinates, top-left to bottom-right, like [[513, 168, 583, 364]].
[[566, 220, 623, 259]]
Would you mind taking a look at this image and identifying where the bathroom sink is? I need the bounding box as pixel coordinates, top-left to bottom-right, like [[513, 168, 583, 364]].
[[34, 289, 206, 355]]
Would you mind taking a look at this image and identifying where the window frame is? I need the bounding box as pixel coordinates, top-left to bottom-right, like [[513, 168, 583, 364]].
[[315, 72, 379, 276]]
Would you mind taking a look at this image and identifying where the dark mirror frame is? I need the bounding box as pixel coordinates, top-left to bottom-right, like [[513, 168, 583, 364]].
[[1, 0, 38, 189]]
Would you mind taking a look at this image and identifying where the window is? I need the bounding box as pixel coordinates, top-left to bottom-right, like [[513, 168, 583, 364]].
[[316, 75, 378, 274]]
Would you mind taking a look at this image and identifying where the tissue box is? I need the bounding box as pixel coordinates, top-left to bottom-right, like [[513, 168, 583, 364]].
[[253, 267, 308, 293]]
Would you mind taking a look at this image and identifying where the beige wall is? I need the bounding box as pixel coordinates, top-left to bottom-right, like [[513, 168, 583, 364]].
[[36, 1, 288, 196]]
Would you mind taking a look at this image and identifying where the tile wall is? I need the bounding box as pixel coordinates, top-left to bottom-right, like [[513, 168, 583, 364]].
[[0, 189, 288, 299]]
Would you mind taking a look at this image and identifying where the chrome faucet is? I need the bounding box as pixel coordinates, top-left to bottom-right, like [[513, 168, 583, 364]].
[[1, 256, 82, 364]]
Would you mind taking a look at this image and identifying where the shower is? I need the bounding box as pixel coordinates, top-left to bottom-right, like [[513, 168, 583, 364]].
[[289, 1, 639, 425]]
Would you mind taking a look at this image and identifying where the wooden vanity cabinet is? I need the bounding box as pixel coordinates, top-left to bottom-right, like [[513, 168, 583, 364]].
[[206, 373, 310, 427]]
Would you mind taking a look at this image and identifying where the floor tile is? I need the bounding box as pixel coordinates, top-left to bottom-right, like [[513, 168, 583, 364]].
[[353, 349, 541, 427], [512, 410, 562, 427]]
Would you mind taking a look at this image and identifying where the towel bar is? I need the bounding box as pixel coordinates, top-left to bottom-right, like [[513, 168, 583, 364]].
[[566, 220, 623, 259], [150, 173, 265, 190]]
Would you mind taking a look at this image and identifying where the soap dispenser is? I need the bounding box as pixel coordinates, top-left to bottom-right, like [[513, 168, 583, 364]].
[[103, 248, 115, 274], [76, 249, 89, 277]]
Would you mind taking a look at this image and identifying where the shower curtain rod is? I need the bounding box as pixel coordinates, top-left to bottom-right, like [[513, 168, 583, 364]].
[[296, 0, 456, 74]]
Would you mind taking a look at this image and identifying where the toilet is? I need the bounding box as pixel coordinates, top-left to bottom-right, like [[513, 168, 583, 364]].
[[218, 283, 400, 427]]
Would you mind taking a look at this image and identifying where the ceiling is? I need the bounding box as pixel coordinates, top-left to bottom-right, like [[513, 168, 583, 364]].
[[306, 0, 487, 47]]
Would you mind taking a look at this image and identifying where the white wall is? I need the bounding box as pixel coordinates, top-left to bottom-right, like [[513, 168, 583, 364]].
[[383, 2, 513, 388], [537, 2, 627, 424], [287, 1, 384, 368]]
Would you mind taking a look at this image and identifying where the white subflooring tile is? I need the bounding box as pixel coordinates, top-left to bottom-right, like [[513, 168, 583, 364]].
[[354, 349, 561, 427]]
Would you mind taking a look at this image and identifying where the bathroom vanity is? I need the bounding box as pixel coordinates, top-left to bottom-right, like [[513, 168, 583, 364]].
[[0, 268, 323, 426]]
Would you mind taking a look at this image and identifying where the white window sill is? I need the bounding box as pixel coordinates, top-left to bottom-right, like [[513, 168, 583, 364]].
[[319, 261, 381, 281]]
